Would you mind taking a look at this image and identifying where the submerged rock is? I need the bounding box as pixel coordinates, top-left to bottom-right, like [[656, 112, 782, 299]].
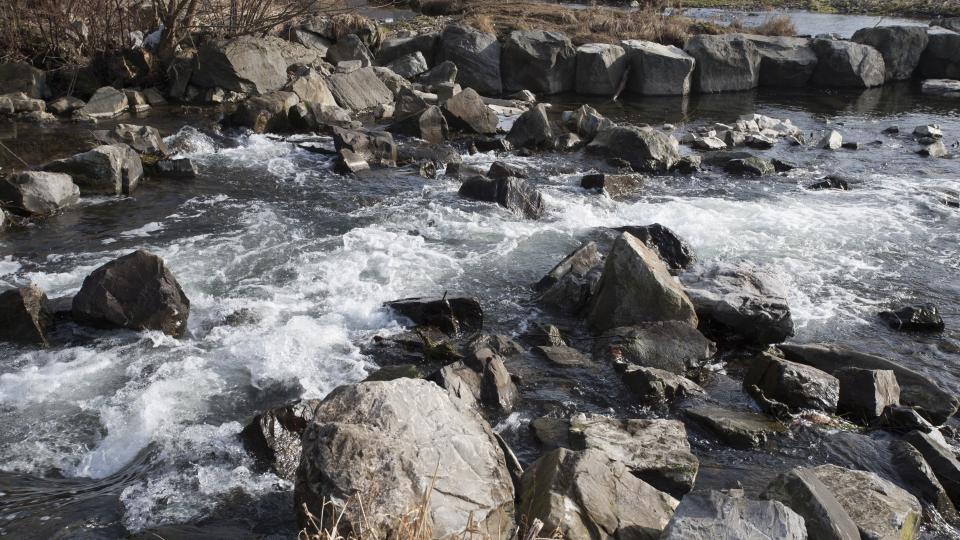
[[0, 285, 54, 346], [42, 144, 143, 195], [534, 242, 603, 314], [533, 345, 591, 367], [879, 304, 945, 332], [594, 321, 715, 376], [385, 296, 483, 336], [0, 171, 79, 216], [586, 125, 681, 172], [763, 468, 860, 540], [685, 405, 787, 448], [458, 175, 545, 219], [745, 353, 840, 413], [661, 489, 806, 540]]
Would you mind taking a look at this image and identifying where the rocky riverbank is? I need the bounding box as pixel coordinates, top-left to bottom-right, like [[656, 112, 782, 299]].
[[1, 6, 959, 540]]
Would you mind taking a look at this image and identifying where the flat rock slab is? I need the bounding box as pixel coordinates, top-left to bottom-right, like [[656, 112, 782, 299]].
[[685, 404, 787, 448], [662, 489, 806, 540]]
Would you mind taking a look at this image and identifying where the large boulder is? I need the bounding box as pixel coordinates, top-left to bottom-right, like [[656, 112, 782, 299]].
[[331, 127, 397, 173], [384, 51, 428, 79], [0, 171, 79, 216], [744, 35, 818, 87], [575, 43, 628, 96], [385, 296, 482, 336], [501, 30, 577, 95], [505, 104, 553, 149], [93, 124, 169, 156], [72, 250, 190, 337], [586, 125, 681, 172], [835, 367, 900, 422], [534, 242, 603, 314], [325, 67, 394, 111], [326, 34, 374, 67], [241, 399, 320, 481], [594, 321, 714, 376], [191, 36, 321, 94], [744, 353, 839, 412], [376, 33, 438, 66], [42, 144, 143, 195], [622, 40, 695, 95], [616, 224, 694, 273], [685, 34, 761, 93], [436, 25, 502, 96], [810, 464, 922, 540], [685, 405, 787, 448], [661, 489, 807, 540], [79, 86, 129, 119], [763, 468, 860, 540], [890, 439, 958, 521], [287, 69, 337, 106], [919, 28, 960, 79], [680, 263, 794, 346], [458, 175, 545, 219], [0, 285, 54, 346], [0, 63, 48, 98], [810, 38, 885, 88], [295, 379, 515, 538], [903, 430, 960, 508], [778, 343, 959, 425], [231, 91, 300, 133], [441, 87, 498, 135], [519, 448, 677, 540], [851, 26, 929, 81], [586, 232, 697, 333]]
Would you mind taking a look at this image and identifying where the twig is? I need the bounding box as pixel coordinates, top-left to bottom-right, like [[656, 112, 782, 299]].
[[0, 140, 30, 169]]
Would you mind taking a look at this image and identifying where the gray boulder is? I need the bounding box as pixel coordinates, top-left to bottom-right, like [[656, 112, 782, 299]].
[[595, 321, 715, 376], [376, 33, 438, 66], [661, 489, 807, 540], [835, 367, 900, 422], [432, 343, 517, 412], [0, 63, 48, 98], [903, 430, 960, 508], [289, 28, 333, 54], [890, 439, 958, 521], [0, 285, 54, 346], [241, 399, 320, 481], [0, 171, 79, 216], [417, 60, 458, 89], [586, 232, 698, 333], [231, 91, 300, 133], [392, 105, 449, 144], [810, 464, 922, 540], [575, 43, 628, 96], [288, 69, 337, 106], [745, 35, 818, 87], [326, 34, 374, 67], [562, 104, 614, 140], [810, 38, 885, 88], [73, 250, 190, 337], [295, 379, 515, 537], [685, 34, 761, 93], [506, 104, 553, 149], [519, 448, 677, 539], [331, 127, 397, 173], [745, 353, 839, 412], [778, 343, 958, 424], [586, 125, 681, 172], [42, 144, 143, 195], [437, 25, 502, 96], [622, 40, 695, 95], [764, 468, 860, 540], [458, 175, 545, 219], [581, 173, 643, 199], [326, 67, 394, 111], [617, 223, 695, 273], [501, 30, 577, 95], [534, 242, 603, 314], [385, 51, 428, 79], [93, 124, 169, 156], [622, 364, 705, 403], [851, 26, 929, 81], [725, 155, 775, 176], [919, 28, 960, 79], [79, 86, 128, 118], [371, 66, 413, 97], [685, 405, 788, 448], [192, 36, 321, 94], [442, 88, 497, 135], [681, 262, 794, 346]]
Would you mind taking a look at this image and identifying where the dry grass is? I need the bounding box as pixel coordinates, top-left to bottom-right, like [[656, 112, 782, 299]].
[[730, 14, 797, 36]]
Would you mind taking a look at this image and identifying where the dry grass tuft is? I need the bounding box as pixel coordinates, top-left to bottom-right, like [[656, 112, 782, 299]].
[[749, 14, 797, 36]]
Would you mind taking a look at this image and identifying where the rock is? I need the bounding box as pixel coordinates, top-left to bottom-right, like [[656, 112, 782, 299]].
[[725, 156, 775, 176], [0, 171, 79, 216], [692, 135, 727, 150], [622, 364, 705, 403], [142, 87, 166, 106], [231, 91, 299, 133], [616, 223, 694, 273], [436, 25, 502, 96], [745, 36, 818, 87], [501, 30, 577, 95], [332, 127, 396, 173], [93, 124, 169, 156], [534, 242, 603, 314], [917, 140, 948, 158], [241, 400, 320, 480], [0, 63, 48, 98], [385, 51, 428, 79], [371, 66, 412, 98], [441, 88, 497, 135], [763, 468, 860, 540], [808, 176, 849, 190], [396, 139, 460, 167], [851, 26, 929, 81], [902, 431, 960, 509], [562, 104, 614, 140], [586, 125, 681, 172], [622, 40, 695, 95], [2, 92, 44, 113], [778, 343, 959, 425], [417, 60, 458, 89], [919, 28, 960, 79], [744, 132, 777, 149], [810, 464, 922, 540], [745, 353, 839, 412], [891, 438, 959, 520], [505, 104, 553, 149], [192, 36, 320, 94], [575, 43, 628, 96], [661, 489, 806, 540], [72, 250, 190, 337], [295, 379, 515, 538], [124, 90, 150, 113], [79, 86, 128, 118], [913, 124, 943, 139], [594, 321, 714, 376], [151, 158, 198, 179], [879, 304, 945, 332], [810, 38, 885, 88], [326, 67, 394, 111], [290, 102, 360, 133], [820, 129, 843, 149], [534, 345, 591, 367], [42, 144, 143, 195], [522, 322, 566, 347], [685, 405, 787, 448], [685, 34, 761, 93], [485, 161, 524, 181], [580, 173, 642, 199], [0, 285, 54, 346], [395, 105, 450, 145], [458, 175, 545, 219], [385, 296, 482, 336], [391, 86, 429, 121], [878, 405, 935, 435], [376, 33, 438, 66], [288, 69, 336, 106], [326, 34, 374, 67], [48, 96, 85, 115], [432, 344, 517, 412], [586, 232, 697, 333]]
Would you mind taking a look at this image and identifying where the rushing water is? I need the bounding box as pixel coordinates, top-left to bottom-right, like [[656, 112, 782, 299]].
[[0, 83, 959, 537]]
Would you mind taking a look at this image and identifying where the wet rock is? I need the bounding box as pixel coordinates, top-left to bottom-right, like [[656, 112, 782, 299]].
[[326, 66, 394, 111], [332, 127, 397, 173], [470, 137, 510, 153], [192, 36, 320, 94], [808, 176, 849, 190], [150, 158, 198, 179], [811, 464, 922, 540], [744, 132, 777, 149], [385, 296, 482, 336], [417, 60, 458, 89], [287, 68, 336, 106], [505, 104, 553, 150], [142, 88, 166, 106], [903, 430, 960, 508], [48, 96, 85, 115], [622, 364, 705, 404], [891, 438, 958, 520], [376, 33, 438, 66], [124, 90, 150, 113], [622, 40, 695, 95], [42, 144, 143, 195], [662, 489, 806, 540], [685, 34, 761, 93], [586, 125, 681, 172], [501, 30, 576, 95], [93, 124, 169, 156], [0, 285, 54, 346], [79, 86, 128, 119], [562, 104, 614, 140], [486, 161, 525, 181], [878, 405, 935, 434], [437, 25, 502, 96], [575, 43, 628, 96], [914, 124, 944, 139], [432, 343, 517, 412], [231, 91, 299, 133], [918, 140, 948, 158], [594, 321, 714, 376], [295, 379, 515, 537], [0, 63, 48, 99], [851, 26, 929, 82], [0, 171, 79, 216], [725, 155, 775, 176], [73, 250, 190, 337], [811, 38, 885, 88], [397, 139, 460, 168], [534, 241, 603, 314], [819, 129, 843, 150], [580, 173, 642, 199], [681, 262, 794, 346], [522, 322, 566, 347], [919, 28, 960, 79], [241, 399, 320, 480], [2, 92, 44, 113], [692, 135, 727, 150], [534, 345, 591, 367], [384, 51, 428, 79], [519, 448, 677, 539], [879, 304, 945, 332], [764, 468, 859, 540], [441, 88, 497, 135], [746, 35, 818, 87], [458, 175, 545, 219], [779, 343, 959, 425], [745, 353, 840, 413], [616, 223, 695, 273], [686, 405, 787, 447], [326, 34, 374, 67]]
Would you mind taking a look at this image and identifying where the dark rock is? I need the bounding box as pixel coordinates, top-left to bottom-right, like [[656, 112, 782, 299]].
[[385, 296, 482, 336], [919, 28, 960, 79], [808, 176, 849, 190], [0, 62, 48, 98], [685, 34, 761, 93], [241, 400, 320, 480], [534, 242, 603, 314], [42, 144, 143, 195], [904, 430, 960, 509], [725, 156, 775, 176], [685, 405, 787, 448], [581, 173, 642, 199], [879, 304, 945, 332], [772, 158, 798, 172], [432, 343, 518, 412], [662, 489, 805, 539], [505, 104, 554, 150], [745, 35, 819, 87], [385, 52, 429, 79], [851, 26, 929, 81], [562, 104, 614, 140], [0, 285, 54, 346], [622, 40, 695, 95], [622, 364, 705, 404], [763, 468, 860, 540], [486, 161, 525, 181], [192, 36, 321, 94], [594, 321, 715, 376], [376, 33, 438, 66], [326, 67, 394, 111], [836, 367, 900, 423], [392, 86, 429, 122], [417, 60, 458, 89], [396, 139, 460, 167], [521, 322, 566, 347], [810, 38, 885, 88], [93, 124, 169, 156], [501, 30, 576, 95], [458, 175, 545, 219], [586, 125, 681, 172], [534, 345, 590, 367], [0, 171, 79, 216], [890, 439, 958, 521], [574, 43, 628, 96], [745, 353, 839, 412], [72, 250, 190, 337], [616, 223, 694, 273], [436, 25, 502, 96], [151, 158, 198, 179], [332, 127, 397, 173], [326, 34, 374, 67], [471, 137, 510, 153], [877, 405, 935, 434], [442, 88, 498, 135], [231, 91, 300, 133]]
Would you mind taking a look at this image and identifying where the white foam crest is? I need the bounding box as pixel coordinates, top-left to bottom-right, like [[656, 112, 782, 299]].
[[164, 126, 218, 157], [120, 221, 164, 238], [0, 348, 121, 406]]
